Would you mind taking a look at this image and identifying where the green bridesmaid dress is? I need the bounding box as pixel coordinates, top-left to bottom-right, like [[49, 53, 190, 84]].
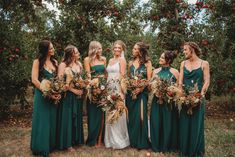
[[150, 67, 179, 152], [30, 69, 57, 157], [86, 65, 106, 146], [126, 64, 150, 149], [57, 69, 84, 150], [179, 62, 205, 157]]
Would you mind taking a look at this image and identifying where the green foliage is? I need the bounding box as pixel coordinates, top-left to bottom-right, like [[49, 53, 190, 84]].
[[145, 0, 235, 95], [0, 0, 57, 117], [51, 0, 144, 60]]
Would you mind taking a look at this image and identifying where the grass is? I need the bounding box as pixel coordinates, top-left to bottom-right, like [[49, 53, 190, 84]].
[[0, 118, 234, 157]]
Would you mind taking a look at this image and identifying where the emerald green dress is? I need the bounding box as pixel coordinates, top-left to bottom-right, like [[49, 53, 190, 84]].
[[150, 67, 179, 152], [179, 64, 205, 157], [86, 65, 106, 146], [57, 70, 84, 150], [30, 69, 57, 157], [126, 64, 150, 149]]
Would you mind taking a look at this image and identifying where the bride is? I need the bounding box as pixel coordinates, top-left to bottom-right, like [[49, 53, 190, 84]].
[[104, 40, 130, 149]]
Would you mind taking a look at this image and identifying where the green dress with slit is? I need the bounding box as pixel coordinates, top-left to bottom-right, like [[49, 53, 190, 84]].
[[30, 69, 57, 157], [57, 69, 84, 150], [179, 65, 205, 157], [86, 65, 106, 146], [150, 67, 179, 152], [126, 64, 150, 149]]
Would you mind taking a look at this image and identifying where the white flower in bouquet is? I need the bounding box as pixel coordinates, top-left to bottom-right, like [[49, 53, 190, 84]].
[[100, 85, 105, 90], [40, 79, 51, 94]]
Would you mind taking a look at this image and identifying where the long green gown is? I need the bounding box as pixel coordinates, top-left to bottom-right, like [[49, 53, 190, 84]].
[[86, 65, 106, 146], [30, 69, 57, 157], [126, 64, 150, 149], [57, 69, 84, 150], [150, 67, 179, 152], [179, 64, 205, 157]]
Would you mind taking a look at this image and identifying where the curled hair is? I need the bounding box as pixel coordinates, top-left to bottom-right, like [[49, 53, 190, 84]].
[[184, 42, 201, 56], [136, 42, 150, 64], [164, 51, 178, 65], [37, 40, 57, 75], [112, 40, 126, 52], [63, 45, 77, 66]]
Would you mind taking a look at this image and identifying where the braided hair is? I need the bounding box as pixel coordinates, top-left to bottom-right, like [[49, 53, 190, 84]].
[[184, 42, 201, 56]]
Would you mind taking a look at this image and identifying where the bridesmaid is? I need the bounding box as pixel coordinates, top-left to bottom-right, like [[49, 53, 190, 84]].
[[150, 51, 179, 154], [57, 45, 84, 151], [126, 42, 152, 149], [84, 41, 106, 147], [179, 42, 210, 157], [31, 40, 60, 157]]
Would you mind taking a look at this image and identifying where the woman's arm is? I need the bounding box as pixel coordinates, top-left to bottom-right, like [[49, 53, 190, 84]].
[[178, 61, 185, 89], [201, 61, 210, 96], [57, 62, 66, 78], [31, 59, 41, 90], [127, 61, 133, 78], [170, 68, 180, 84], [119, 58, 127, 77], [84, 57, 91, 78], [146, 61, 153, 80]]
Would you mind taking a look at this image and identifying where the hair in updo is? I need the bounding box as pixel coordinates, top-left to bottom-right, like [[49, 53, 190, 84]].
[[135, 42, 150, 64], [63, 45, 77, 67], [164, 51, 177, 65], [184, 42, 201, 56]]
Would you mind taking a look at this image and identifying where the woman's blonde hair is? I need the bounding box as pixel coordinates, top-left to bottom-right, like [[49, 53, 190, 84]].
[[112, 40, 126, 52], [88, 41, 102, 58], [88, 41, 105, 63]]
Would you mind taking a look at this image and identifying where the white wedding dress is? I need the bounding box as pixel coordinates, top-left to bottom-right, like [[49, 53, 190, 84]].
[[104, 60, 130, 149]]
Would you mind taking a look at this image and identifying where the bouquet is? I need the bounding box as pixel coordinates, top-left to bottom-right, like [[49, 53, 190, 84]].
[[147, 75, 175, 116], [40, 77, 65, 105], [99, 92, 127, 124], [64, 67, 90, 98], [88, 75, 108, 104], [183, 83, 203, 115], [126, 73, 148, 100], [71, 72, 90, 98], [167, 83, 203, 115]]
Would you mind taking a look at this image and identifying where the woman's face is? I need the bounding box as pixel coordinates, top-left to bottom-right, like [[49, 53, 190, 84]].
[[132, 44, 140, 57], [48, 43, 55, 56], [96, 44, 102, 56], [159, 53, 167, 65], [73, 48, 80, 60], [113, 43, 122, 57], [183, 45, 192, 59]]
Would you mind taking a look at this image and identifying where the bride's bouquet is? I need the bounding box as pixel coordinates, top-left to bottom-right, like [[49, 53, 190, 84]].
[[99, 92, 127, 124], [40, 77, 65, 105]]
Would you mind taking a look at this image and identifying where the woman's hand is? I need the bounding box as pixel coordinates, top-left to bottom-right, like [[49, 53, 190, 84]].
[[63, 84, 70, 91], [51, 93, 61, 100], [72, 89, 83, 96], [133, 87, 144, 95]]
